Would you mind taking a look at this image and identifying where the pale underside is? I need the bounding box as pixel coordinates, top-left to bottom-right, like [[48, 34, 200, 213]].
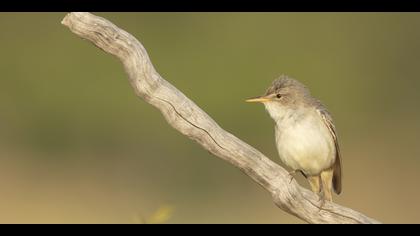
[[265, 103, 336, 176]]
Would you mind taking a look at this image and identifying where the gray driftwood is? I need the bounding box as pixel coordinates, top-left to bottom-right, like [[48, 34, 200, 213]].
[[61, 12, 380, 224]]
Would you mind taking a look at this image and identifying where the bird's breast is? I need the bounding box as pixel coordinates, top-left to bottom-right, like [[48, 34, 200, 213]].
[[274, 108, 335, 176]]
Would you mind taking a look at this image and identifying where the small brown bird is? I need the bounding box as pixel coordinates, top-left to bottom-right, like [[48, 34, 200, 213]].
[[246, 75, 342, 202]]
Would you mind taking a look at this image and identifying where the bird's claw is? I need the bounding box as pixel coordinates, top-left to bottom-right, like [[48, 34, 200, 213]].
[[316, 193, 328, 212], [288, 170, 298, 184]]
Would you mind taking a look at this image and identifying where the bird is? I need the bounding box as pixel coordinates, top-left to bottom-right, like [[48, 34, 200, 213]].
[[246, 75, 342, 202]]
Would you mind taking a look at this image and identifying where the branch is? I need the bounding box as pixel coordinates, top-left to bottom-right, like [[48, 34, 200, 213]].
[[61, 12, 380, 224]]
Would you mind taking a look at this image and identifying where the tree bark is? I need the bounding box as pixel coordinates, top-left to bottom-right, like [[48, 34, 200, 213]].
[[61, 12, 380, 224]]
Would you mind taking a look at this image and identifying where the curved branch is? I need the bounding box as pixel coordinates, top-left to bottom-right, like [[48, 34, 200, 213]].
[[61, 12, 380, 224]]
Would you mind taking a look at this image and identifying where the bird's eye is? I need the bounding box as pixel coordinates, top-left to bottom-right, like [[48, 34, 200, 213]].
[[276, 94, 282, 99]]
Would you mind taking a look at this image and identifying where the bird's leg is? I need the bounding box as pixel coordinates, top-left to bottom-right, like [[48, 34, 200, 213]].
[[311, 168, 334, 210], [306, 175, 325, 210], [320, 168, 334, 202], [307, 175, 321, 194]]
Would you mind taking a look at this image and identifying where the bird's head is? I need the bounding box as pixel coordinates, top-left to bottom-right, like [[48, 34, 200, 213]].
[[246, 75, 311, 120]]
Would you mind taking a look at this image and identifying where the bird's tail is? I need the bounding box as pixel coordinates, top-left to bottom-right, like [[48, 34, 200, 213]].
[[332, 159, 342, 194]]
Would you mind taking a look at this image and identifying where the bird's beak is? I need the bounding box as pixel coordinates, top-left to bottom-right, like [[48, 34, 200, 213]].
[[245, 95, 271, 103]]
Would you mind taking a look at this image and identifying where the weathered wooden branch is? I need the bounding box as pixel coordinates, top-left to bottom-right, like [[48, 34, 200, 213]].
[[61, 12, 380, 224]]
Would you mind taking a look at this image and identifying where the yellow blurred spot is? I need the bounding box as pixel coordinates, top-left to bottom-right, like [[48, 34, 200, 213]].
[[147, 205, 174, 224], [134, 205, 175, 224]]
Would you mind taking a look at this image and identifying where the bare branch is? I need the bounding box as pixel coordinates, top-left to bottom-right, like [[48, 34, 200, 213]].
[[61, 12, 380, 224]]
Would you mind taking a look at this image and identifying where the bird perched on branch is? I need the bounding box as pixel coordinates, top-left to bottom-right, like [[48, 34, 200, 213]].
[[246, 75, 342, 202]]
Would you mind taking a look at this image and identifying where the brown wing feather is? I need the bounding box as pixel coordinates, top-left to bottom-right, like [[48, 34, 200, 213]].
[[316, 105, 342, 194]]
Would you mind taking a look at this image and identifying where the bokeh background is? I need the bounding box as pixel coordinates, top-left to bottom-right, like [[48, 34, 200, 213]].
[[0, 12, 419, 223]]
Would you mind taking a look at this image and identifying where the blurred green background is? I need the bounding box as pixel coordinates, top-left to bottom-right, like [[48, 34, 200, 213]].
[[0, 12, 419, 223]]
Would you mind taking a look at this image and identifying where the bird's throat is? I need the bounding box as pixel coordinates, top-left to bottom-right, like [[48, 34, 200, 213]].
[[264, 102, 302, 127]]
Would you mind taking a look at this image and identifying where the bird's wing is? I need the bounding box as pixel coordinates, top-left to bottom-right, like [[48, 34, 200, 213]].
[[316, 105, 342, 194]]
